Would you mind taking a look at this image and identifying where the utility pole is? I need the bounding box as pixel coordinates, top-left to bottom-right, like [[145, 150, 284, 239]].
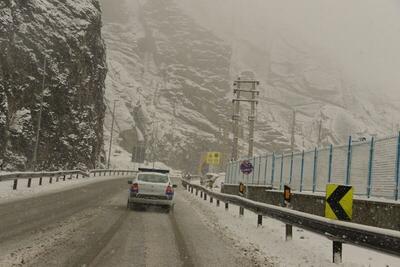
[[107, 100, 117, 169], [151, 120, 160, 169], [231, 78, 260, 159], [317, 119, 322, 148], [247, 81, 258, 158], [290, 109, 296, 152], [33, 56, 47, 171], [231, 81, 241, 161]]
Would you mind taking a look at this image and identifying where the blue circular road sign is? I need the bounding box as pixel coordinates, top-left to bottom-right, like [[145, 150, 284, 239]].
[[240, 160, 253, 175]]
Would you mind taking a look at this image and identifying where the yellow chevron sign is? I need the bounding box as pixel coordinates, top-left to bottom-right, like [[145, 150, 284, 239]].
[[325, 184, 353, 221]]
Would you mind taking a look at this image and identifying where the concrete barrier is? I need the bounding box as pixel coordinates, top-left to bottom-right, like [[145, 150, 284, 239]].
[[221, 184, 400, 231]]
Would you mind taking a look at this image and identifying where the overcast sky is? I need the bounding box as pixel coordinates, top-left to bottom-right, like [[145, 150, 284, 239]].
[[176, 0, 400, 99]]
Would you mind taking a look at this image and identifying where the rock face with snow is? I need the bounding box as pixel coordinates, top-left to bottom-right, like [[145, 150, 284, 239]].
[[0, 0, 107, 170], [101, 0, 232, 171]]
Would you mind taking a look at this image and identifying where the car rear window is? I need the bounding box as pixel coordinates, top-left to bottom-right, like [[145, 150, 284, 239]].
[[137, 173, 169, 183]]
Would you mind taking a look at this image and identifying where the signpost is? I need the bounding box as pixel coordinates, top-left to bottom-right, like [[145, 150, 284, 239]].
[[284, 185, 291, 203], [325, 184, 353, 263], [325, 184, 353, 221], [239, 182, 246, 195]]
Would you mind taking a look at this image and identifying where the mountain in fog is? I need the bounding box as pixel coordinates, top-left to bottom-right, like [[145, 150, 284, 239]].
[[100, 0, 400, 172], [0, 0, 107, 170], [176, 0, 400, 148], [100, 0, 234, 171]]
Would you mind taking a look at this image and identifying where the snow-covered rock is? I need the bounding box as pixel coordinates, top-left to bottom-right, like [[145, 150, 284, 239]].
[[0, 0, 107, 171]]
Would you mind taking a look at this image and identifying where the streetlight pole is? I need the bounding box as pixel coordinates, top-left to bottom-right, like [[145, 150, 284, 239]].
[[107, 100, 117, 169], [32, 56, 47, 171]]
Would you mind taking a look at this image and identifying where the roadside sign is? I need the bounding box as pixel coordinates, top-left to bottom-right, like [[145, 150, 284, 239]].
[[240, 160, 253, 175], [206, 152, 221, 165], [284, 185, 291, 202], [239, 182, 246, 195], [200, 161, 209, 176], [325, 184, 353, 221]]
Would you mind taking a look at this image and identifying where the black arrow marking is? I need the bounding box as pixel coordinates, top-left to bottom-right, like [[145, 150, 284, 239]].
[[327, 186, 352, 221]]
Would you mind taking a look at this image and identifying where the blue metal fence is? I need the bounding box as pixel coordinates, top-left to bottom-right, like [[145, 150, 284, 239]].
[[225, 133, 400, 200]]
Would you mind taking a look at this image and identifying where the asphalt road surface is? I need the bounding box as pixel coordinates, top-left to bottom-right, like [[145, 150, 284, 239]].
[[0, 178, 259, 267]]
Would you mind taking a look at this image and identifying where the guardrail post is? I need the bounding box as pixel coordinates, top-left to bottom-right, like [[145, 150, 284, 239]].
[[312, 147, 318, 192], [300, 150, 305, 192], [216, 199, 220, 207], [328, 144, 333, 184], [257, 215, 262, 227], [279, 153, 284, 190], [39, 176, 43, 185], [210, 196, 213, 203], [63, 175, 66, 181], [27, 178, 32, 188], [76, 173, 79, 179], [109, 170, 112, 176], [239, 206, 244, 216], [13, 179, 18, 190], [346, 136, 352, 185], [285, 224, 293, 241], [289, 152, 294, 184], [225, 202, 229, 210], [395, 133, 400, 200], [271, 152, 275, 185], [332, 241, 342, 263], [49, 176, 53, 184], [196, 189, 198, 196], [367, 137, 375, 198]]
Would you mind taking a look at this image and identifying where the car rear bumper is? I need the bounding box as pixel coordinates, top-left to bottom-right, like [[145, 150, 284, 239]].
[[129, 193, 174, 206]]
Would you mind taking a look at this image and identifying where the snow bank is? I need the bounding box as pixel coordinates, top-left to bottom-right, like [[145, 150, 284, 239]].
[[182, 188, 400, 266]]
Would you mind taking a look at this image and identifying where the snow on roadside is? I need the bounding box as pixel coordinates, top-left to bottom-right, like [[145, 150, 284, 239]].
[[0, 174, 130, 204], [181, 188, 400, 267]]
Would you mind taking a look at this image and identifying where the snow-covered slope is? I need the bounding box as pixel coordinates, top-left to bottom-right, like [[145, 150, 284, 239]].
[[101, 0, 233, 171]]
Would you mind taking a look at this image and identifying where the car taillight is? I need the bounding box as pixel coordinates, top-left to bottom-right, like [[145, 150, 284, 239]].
[[131, 183, 139, 193], [166, 185, 174, 195]]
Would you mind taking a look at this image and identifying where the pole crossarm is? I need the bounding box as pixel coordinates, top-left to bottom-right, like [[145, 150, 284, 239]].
[[232, 99, 259, 103], [234, 80, 260, 85], [234, 89, 260, 94]]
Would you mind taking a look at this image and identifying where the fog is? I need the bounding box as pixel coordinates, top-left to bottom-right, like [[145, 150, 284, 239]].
[[175, 0, 400, 100]]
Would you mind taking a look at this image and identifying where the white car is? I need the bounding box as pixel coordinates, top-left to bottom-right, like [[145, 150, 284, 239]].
[[127, 168, 177, 212]]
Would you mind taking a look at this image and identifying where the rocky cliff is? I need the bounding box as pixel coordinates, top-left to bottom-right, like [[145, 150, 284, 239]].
[[100, 0, 232, 171], [0, 0, 107, 170]]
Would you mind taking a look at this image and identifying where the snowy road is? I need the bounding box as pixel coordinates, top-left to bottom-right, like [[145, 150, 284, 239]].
[[0, 178, 260, 267]]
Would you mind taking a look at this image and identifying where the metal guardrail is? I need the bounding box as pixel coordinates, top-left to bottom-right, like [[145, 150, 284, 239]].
[[181, 179, 400, 263], [90, 169, 137, 176], [0, 169, 137, 190]]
